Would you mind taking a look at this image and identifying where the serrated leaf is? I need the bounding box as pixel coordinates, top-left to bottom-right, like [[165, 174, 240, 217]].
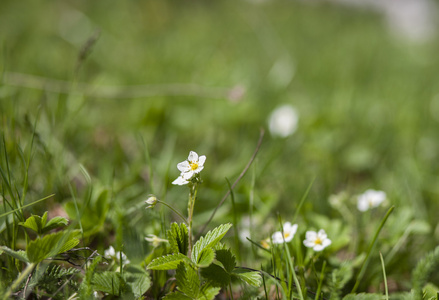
[[19, 214, 44, 234], [200, 263, 231, 287], [176, 262, 200, 298], [92, 271, 125, 295], [0, 246, 30, 263], [343, 293, 382, 300], [168, 223, 189, 255], [197, 248, 215, 268], [215, 249, 236, 273], [192, 223, 232, 264], [27, 230, 80, 263], [162, 292, 193, 300], [42, 216, 69, 234], [124, 271, 151, 298], [197, 285, 221, 300], [147, 253, 190, 270], [232, 269, 261, 287]]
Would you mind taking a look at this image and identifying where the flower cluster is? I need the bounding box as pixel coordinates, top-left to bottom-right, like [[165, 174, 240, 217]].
[[145, 234, 168, 248], [172, 151, 206, 185], [269, 222, 331, 252]]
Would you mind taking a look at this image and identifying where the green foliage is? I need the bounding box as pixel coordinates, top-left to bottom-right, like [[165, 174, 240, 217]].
[[412, 246, 439, 300], [19, 211, 68, 235], [191, 223, 232, 264], [195, 247, 215, 268], [0, 246, 29, 263], [92, 271, 124, 295], [168, 222, 189, 255], [329, 263, 354, 300], [232, 268, 261, 287], [176, 262, 200, 299], [147, 253, 191, 270], [343, 294, 382, 300], [26, 230, 80, 263]]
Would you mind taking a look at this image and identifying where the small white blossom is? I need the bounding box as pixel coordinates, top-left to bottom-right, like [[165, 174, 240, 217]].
[[173, 151, 206, 185], [104, 246, 130, 265], [303, 229, 331, 251], [172, 175, 190, 185], [357, 189, 386, 212], [268, 104, 299, 138], [145, 195, 158, 209], [145, 234, 168, 248], [272, 222, 298, 244]]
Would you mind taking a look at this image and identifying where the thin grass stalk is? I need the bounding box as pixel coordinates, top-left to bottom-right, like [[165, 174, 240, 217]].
[[291, 177, 315, 225], [2, 262, 36, 300], [351, 206, 395, 293], [315, 260, 326, 300], [226, 178, 241, 262], [380, 252, 389, 300]]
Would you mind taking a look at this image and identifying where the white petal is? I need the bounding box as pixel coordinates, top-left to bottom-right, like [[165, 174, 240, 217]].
[[317, 229, 327, 239], [182, 170, 195, 180], [322, 238, 332, 247], [271, 231, 284, 244], [305, 231, 317, 240], [194, 165, 204, 173], [303, 239, 315, 248], [357, 198, 369, 211], [172, 176, 189, 185], [177, 161, 190, 172], [188, 151, 198, 162], [284, 232, 294, 242], [313, 244, 325, 251], [198, 155, 206, 166]]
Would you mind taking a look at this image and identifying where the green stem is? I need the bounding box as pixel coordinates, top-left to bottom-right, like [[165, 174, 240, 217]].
[[3, 263, 36, 300], [187, 183, 198, 258], [351, 206, 394, 293], [157, 200, 188, 225]]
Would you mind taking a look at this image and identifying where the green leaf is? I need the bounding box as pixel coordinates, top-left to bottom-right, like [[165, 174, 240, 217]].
[[176, 262, 200, 298], [42, 216, 69, 234], [196, 248, 215, 268], [343, 293, 382, 300], [168, 223, 189, 255], [27, 230, 80, 263], [197, 285, 221, 300], [147, 253, 190, 270], [0, 246, 30, 263], [92, 271, 124, 295], [162, 292, 193, 300], [232, 269, 261, 287], [215, 249, 236, 273], [19, 214, 45, 234], [200, 263, 231, 288], [191, 223, 232, 264], [124, 269, 151, 298]]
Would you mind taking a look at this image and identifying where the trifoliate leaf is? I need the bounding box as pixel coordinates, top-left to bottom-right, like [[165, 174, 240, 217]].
[[215, 249, 236, 273], [147, 253, 190, 270], [191, 223, 232, 264], [232, 269, 261, 287], [27, 230, 80, 263], [167, 223, 189, 255], [200, 263, 231, 288], [176, 262, 200, 298], [19, 213, 46, 234]]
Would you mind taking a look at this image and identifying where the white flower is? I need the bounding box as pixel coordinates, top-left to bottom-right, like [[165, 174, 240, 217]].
[[104, 246, 130, 265], [172, 151, 206, 185], [357, 189, 386, 212], [145, 234, 168, 248], [303, 229, 331, 251], [272, 222, 298, 244], [268, 104, 299, 138]]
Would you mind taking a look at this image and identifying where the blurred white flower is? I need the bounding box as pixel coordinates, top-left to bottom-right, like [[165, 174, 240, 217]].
[[357, 189, 386, 212], [173, 151, 206, 185], [268, 104, 299, 138], [272, 222, 298, 244], [303, 229, 332, 251], [145, 234, 168, 248], [260, 238, 271, 250], [145, 195, 158, 209], [104, 246, 130, 265]]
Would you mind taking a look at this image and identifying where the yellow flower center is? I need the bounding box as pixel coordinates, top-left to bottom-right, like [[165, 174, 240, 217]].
[[315, 237, 322, 245], [284, 232, 290, 238], [190, 162, 199, 171]]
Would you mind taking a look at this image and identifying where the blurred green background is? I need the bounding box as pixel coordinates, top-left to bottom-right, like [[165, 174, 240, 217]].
[[1, 0, 439, 291]]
